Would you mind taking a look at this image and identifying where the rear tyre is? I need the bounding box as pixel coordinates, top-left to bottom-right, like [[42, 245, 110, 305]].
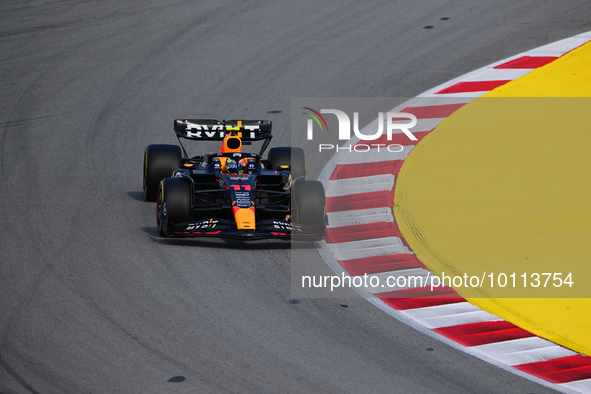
[[292, 180, 326, 238], [268, 147, 306, 181], [143, 144, 181, 201], [157, 178, 192, 236]]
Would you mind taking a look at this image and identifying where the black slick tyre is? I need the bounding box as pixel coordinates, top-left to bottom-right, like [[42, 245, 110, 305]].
[[292, 179, 326, 238], [143, 144, 181, 201], [268, 147, 306, 181], [157, 178, 192, 236]]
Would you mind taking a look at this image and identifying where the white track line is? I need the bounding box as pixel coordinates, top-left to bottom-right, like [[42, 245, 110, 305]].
[[326, 174, 395, 197], [327, 207, 394, 228]]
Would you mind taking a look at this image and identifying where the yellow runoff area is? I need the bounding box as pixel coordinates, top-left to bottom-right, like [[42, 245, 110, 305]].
[[394, 41, 591, 356]]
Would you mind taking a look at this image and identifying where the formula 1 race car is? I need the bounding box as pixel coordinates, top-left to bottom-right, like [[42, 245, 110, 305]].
[[143, 119, 326, 240]]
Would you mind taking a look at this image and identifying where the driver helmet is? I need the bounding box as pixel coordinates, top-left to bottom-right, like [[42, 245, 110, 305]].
[[238, 158, 250, 174], [225, 158, 238, 173]]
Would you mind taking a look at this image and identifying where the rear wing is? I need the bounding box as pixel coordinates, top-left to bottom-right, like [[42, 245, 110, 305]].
[[174, 119, 273, 156], [174, 119, 272, 140]]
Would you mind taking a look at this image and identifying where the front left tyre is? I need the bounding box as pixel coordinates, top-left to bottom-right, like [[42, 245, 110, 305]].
[[143, 144, 181, 201], [292, 179, 326, 238], [157, 178, 192, 236]]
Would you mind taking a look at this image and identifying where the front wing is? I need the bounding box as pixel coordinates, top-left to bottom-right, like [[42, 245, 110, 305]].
[[163, 218, 324, 241]]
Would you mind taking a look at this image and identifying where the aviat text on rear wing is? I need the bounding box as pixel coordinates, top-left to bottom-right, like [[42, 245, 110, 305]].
[[174, 119, 273, 156], [174, 119, 272, 141]]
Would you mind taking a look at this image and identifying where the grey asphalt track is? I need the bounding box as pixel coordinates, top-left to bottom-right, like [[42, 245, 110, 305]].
[[1, 1, 590, 393]]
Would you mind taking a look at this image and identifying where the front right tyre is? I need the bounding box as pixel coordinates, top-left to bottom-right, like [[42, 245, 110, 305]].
[[157, 178, 192, 236]]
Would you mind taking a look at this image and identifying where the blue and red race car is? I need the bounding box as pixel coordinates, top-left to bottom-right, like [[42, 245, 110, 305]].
[[143, 119, 326, 240]]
